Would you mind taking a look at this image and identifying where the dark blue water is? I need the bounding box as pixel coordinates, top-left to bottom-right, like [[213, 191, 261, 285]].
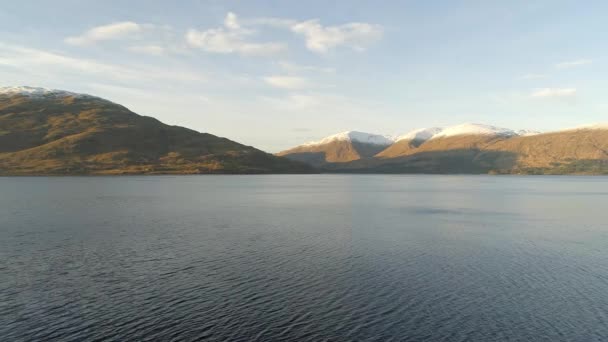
[[1, 175, 608, 341]]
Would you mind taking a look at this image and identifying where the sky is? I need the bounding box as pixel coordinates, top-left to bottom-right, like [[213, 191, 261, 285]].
[[1, 0, 607, 152]]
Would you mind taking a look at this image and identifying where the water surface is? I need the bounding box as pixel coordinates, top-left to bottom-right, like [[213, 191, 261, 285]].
[[1, 175, 608, 341]]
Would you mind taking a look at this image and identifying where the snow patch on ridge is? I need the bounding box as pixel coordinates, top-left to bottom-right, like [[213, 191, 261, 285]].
[[304, 131, 394, 146], [516, 129, 542, 136], [396, 127, 443, 142], [0, 86, 94, 99], [430, 123, 517, 139], [307, 124, 542, 148]]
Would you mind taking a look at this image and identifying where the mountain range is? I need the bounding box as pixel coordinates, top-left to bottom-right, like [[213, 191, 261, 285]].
[[0, 87, 313, 175], [277, 123, 608, 174], [2, 86, 607, 175]]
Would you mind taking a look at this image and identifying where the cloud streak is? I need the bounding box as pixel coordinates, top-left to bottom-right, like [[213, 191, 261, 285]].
[[520, 73, 546, 80], [264, 76, 309, 89], [0, 42, 205, 83], [278, 61, 335, 74], [530, 88, 577, 98], [555, 59, 592, 69], [127, 45, 166, 55], [65, 22, 143, 46]]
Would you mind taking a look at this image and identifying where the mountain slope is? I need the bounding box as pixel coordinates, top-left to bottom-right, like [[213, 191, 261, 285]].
[[0, 87, 314, 175], [282, 123, 608, 174], [378, 124, 519, 157], [376, 127, 442, 158], [488, 128, 608, 173], [276, 131, 393, 166], [373, 124, 606, 172], [365, 127, 608, 174]]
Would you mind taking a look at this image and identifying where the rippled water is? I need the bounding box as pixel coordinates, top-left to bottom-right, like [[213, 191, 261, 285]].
[[1, 175, 608, 341]]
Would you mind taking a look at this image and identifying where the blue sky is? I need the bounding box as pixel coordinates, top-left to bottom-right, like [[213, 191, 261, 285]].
[[1, 1, 606, 151]]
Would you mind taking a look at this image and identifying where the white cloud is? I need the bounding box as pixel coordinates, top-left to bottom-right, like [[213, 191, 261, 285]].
[[261, 93, 323, 110], [555, 59, 592, 69], [65, 23, 185, 56], [186, 12, 286, 56], [264, 76, 309, 89], [248, 16, 383, 53], [224, 12, 240, 30], [65, 22, 143, 46], [291, 20, 383, 53], [64, 14, 382, 57], [530, 88, 577, 98]]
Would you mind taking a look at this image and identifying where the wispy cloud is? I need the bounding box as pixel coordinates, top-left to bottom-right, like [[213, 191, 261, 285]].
[[264, 76, 309, 89], [530, 88, 576, 98], [224, 12, 240, 30], [520, 73, 546, 80], [291, 20, 383, 53], [278, 61, 335, 74], [0, 42, 205, 83], [261, 93, 323, 110], [186, 12, 286, 56], [0, 43, 131, 78], [555, 59, 592, 69], [127, 45, 167, 56], [65, 22, 143, 46], [65, 22, 186, 56], [63, 13, 383, 57], [246, 15, 383, 53]]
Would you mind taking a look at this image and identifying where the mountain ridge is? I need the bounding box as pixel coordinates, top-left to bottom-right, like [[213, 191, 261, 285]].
[[278, 124, 608, 174]]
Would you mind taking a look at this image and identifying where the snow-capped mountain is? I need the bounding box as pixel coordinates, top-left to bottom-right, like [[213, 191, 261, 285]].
[[303, 131, 394, 146], [279, 122, 608, 174], [277, 130, 395, 165], [393, 124, 540, 143], [281, 124, 545, 164]]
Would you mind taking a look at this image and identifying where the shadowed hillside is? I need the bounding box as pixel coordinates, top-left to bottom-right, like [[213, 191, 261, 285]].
[[372, 130, 608, 174], [0, 89, 314, 175], [323, 149, 517, 174], [277, 141, 388, 167], [276, 131, 393, 166]]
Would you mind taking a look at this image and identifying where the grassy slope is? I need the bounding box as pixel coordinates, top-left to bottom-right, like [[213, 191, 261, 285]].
[[368, 131, 608, 174], [276, 140, 388, 166], [0, 94, 314, 175], [279, 131, 608, 175]]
